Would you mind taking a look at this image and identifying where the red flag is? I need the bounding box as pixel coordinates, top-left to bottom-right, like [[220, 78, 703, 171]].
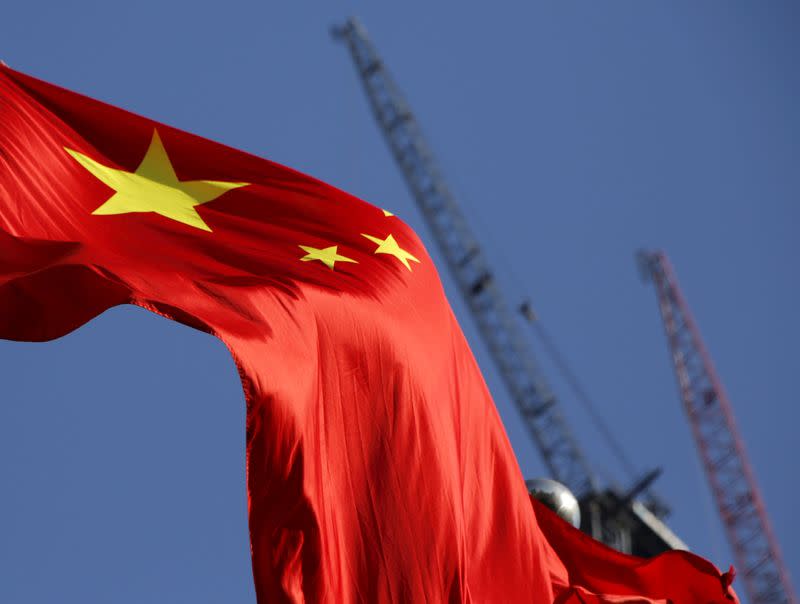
[[532, 499, 738, 602], [0, 65, 737, 603]]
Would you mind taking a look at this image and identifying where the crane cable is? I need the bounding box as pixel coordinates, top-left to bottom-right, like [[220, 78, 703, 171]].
[[519, 304, 639, 480], [444, 187, 641, 483]]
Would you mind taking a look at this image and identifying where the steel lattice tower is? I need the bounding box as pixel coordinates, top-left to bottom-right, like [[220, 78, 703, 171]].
[[332, 16, 596, 498], [334, 17, 689, 557], [640, 250, 796, 604]]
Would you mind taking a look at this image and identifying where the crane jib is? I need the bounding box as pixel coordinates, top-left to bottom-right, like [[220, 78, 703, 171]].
[[332, 17, 597, 498]]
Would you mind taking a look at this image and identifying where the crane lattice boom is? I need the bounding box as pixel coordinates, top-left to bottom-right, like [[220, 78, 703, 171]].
[[640, 250, 796, 604], [332, 17, 596, 497]]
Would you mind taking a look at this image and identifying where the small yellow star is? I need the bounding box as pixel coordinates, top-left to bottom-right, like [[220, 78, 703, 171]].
[[299, 245, 357, 270], [65, 129, 248, 232], [381, 209, 395, 217], [361, 233, 420, 271]]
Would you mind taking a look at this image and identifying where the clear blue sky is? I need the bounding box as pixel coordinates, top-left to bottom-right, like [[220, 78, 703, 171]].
[[1, 2, 797, 602]]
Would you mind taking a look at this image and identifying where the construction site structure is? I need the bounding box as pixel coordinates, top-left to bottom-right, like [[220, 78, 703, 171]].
[[333, 16, 681, 557], [640, 250, 796, 604]]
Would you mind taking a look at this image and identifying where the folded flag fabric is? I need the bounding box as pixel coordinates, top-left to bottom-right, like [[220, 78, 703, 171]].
[[0, 64, 737, 603]]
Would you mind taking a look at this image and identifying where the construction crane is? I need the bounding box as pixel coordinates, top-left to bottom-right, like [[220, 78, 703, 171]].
[[333, 17, 680, 556], [331, 16, 593, 497], [639, 250, 796, 604]]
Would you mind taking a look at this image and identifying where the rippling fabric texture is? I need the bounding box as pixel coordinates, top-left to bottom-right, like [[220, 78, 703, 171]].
[[0, 65, 738, 603]]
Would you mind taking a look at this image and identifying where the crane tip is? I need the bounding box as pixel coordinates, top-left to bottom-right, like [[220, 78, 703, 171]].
[[331, 16, 365, 40]]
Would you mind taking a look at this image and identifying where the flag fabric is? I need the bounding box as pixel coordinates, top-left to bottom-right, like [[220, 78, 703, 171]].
[[532, 499, 737, 603], [0, 64, 738, 603]]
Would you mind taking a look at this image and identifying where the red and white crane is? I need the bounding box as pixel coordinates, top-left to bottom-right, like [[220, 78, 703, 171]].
[[640, 250, 796, 604]]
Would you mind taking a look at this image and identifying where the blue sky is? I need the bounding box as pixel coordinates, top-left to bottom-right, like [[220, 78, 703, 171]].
[[1, 2, 797, 602]]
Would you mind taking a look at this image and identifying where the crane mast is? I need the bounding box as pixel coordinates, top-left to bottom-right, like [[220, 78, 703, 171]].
[[332, 17, 596, 497], [640, 250, 796, 604]]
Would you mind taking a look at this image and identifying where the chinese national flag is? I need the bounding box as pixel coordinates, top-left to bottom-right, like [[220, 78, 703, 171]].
[[0, 65, 737, 603]]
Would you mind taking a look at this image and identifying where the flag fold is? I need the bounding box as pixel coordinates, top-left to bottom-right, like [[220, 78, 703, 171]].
[[0, 65, 737, 603]]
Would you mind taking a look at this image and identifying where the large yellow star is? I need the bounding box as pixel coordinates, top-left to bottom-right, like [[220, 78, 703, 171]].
[[361, 233, 420, 271], [65, 130, 248, 232], [299, 245, 357, 270]]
